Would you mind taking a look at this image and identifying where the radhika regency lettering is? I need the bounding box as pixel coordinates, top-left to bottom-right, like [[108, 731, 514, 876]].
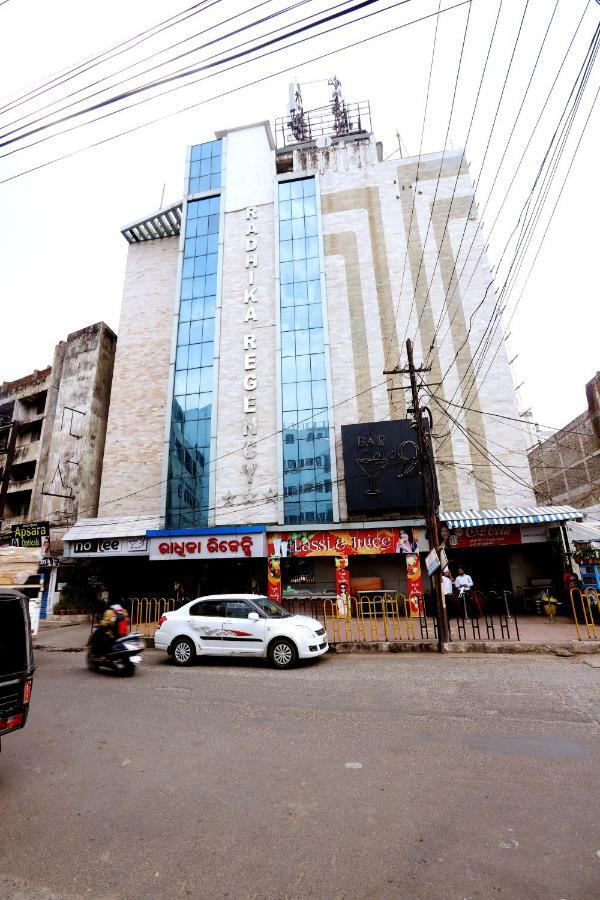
[[241, 206, 259, 502]]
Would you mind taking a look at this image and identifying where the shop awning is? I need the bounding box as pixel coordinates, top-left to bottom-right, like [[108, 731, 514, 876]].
[[441, 505, 583, 528], [567, 520, 600, 544], [63, 516, 161, 541]]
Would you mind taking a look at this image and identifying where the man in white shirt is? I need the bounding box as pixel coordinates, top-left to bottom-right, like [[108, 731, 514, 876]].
[[454, 567, 473, 590], [442, 570, 454, 598]]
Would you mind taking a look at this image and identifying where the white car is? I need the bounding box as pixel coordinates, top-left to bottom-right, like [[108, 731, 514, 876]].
[[154, 594, 328, 669]]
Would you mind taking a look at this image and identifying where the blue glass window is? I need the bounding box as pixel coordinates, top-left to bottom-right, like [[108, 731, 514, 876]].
[[278, 178, 333, 525], [167, 190, 220, 528], [188, 139, 222, 194]]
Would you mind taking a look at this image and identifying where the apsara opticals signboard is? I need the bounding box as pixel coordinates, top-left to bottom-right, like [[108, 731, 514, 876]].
[[11, 521, 49, 548], [149, 533, 267, 561]]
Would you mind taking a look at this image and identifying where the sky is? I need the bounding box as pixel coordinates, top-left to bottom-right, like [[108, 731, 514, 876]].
[[0, 0, 598, 430]]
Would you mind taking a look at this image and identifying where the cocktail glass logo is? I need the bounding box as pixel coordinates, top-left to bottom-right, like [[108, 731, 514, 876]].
[[354, 434, 419, 495]]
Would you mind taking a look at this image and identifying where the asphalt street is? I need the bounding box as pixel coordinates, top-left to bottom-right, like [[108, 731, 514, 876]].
[[1, 647, 599, 900]]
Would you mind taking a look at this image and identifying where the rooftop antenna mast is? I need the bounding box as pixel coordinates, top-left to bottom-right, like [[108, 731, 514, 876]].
[[328, 75, 351, 135], [288, 81, 309, 142]]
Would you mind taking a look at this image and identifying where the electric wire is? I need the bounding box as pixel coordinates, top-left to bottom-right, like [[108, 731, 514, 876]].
[[392, 0, 474, 365], [1, 4, 589, 528], [0, 1, 222, 115], [0, 0, 420, 164], [0, 0, 469, 184], [411, 0, 532, 371], [381, 0, 444, 376], [0, 0, 327, 139], [430, 16, 600, 452], [394, 0, 502, 369], [0, 0, 388, 151], [452, 26, 600, 418], [428, 393, 549, 499], [421, 0, 592, 378], [430, 395, 596, 441], [422, 0, 561, 369], [4, 365, 591, 535], [465, 76, 600, 409]]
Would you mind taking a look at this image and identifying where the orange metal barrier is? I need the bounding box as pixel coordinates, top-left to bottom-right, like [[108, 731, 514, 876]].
[[569, 588, 599, 640], [128, 597, 180, 637], [129, 593, 429, 643], [321, 591, 418, 642]]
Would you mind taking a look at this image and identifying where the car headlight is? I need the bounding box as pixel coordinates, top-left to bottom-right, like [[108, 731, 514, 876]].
[[295, 625, 317, 638]]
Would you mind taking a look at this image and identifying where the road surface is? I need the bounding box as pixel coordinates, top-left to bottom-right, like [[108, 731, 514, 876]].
[[1, 648, 599, 899]]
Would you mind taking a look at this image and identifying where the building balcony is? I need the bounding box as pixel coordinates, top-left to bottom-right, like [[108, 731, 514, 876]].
[[13, 442, 40, 464], [19, 412, 45, 429], [7, 479, 34, 494], [1, 514, 29, 526]]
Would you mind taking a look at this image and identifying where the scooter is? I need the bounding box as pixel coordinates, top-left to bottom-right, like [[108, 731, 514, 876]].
[[87, 631, 145, 676]]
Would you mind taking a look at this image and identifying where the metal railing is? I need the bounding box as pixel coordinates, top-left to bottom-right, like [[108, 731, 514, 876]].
[[128, 597, 183, 637], [283, 592, 432, 643], [448, 589, 520, 641], [127, 590, 525, 645], [275, 100, 371, 147], [569, 588, 599, 640]]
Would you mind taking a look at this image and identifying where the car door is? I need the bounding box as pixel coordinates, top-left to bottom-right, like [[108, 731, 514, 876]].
[[186, 599, 225, 654], [221, 600, 266, 655]]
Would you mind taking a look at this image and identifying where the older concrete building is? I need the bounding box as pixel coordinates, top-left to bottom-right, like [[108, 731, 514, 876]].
[[0, 322, 117, 531], [68, 86, 581, 605], [528, 372, 600, 509]]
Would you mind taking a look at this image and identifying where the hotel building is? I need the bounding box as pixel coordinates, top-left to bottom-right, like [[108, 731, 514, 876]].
[[63, 87, 579, 605]]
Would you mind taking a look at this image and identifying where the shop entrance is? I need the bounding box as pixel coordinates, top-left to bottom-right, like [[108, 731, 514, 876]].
[[347, 555, 409, 596], [442, 547, 513, 594], [191, 558, 267, 597], [442, 542, 561, 613]]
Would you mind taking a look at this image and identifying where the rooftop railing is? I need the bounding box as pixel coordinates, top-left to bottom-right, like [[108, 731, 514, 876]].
[[275, 99, 372, 148]]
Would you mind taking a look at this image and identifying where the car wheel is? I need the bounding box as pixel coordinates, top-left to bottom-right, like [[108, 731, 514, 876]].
[[268, 638, 298, 669], [172, 636, 196, 666]]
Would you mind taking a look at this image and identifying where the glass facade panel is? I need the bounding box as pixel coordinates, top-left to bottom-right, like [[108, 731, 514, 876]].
[[188, 139, 222, 194], [167, 161, 221, 527], [278, 178, 333, 525]]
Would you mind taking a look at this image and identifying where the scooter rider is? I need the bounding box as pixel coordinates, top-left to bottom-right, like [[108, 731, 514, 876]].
[[91, 604, 130, 659]]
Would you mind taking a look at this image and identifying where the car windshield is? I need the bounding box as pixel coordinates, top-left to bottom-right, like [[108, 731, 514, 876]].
[[251, 596, 290, 618]]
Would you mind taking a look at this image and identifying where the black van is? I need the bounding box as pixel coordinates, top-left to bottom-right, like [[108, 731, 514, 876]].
[[0, 588, 35, 750]]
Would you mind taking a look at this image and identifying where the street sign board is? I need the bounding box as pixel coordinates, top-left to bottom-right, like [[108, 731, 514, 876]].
[[425, 548, 440, 575]]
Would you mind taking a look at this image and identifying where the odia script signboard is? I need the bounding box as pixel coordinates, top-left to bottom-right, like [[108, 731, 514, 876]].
[[149, 533, 267, 560]]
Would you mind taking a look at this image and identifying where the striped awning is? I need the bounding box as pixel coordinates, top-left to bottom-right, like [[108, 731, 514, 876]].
[[121, 202, 182, 243], [441, 505, 583, 528]]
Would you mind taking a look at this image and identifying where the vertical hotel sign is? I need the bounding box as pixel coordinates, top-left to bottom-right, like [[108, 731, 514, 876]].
[[241, 206, 259, 497]]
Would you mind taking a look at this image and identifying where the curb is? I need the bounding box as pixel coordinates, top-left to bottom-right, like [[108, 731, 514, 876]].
[[33, 639, 600, 657], [329, 640, 600, 656]]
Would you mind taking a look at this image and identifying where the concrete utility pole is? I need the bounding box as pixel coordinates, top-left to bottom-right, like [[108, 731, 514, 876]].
[[385, 340, 450, 649]]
